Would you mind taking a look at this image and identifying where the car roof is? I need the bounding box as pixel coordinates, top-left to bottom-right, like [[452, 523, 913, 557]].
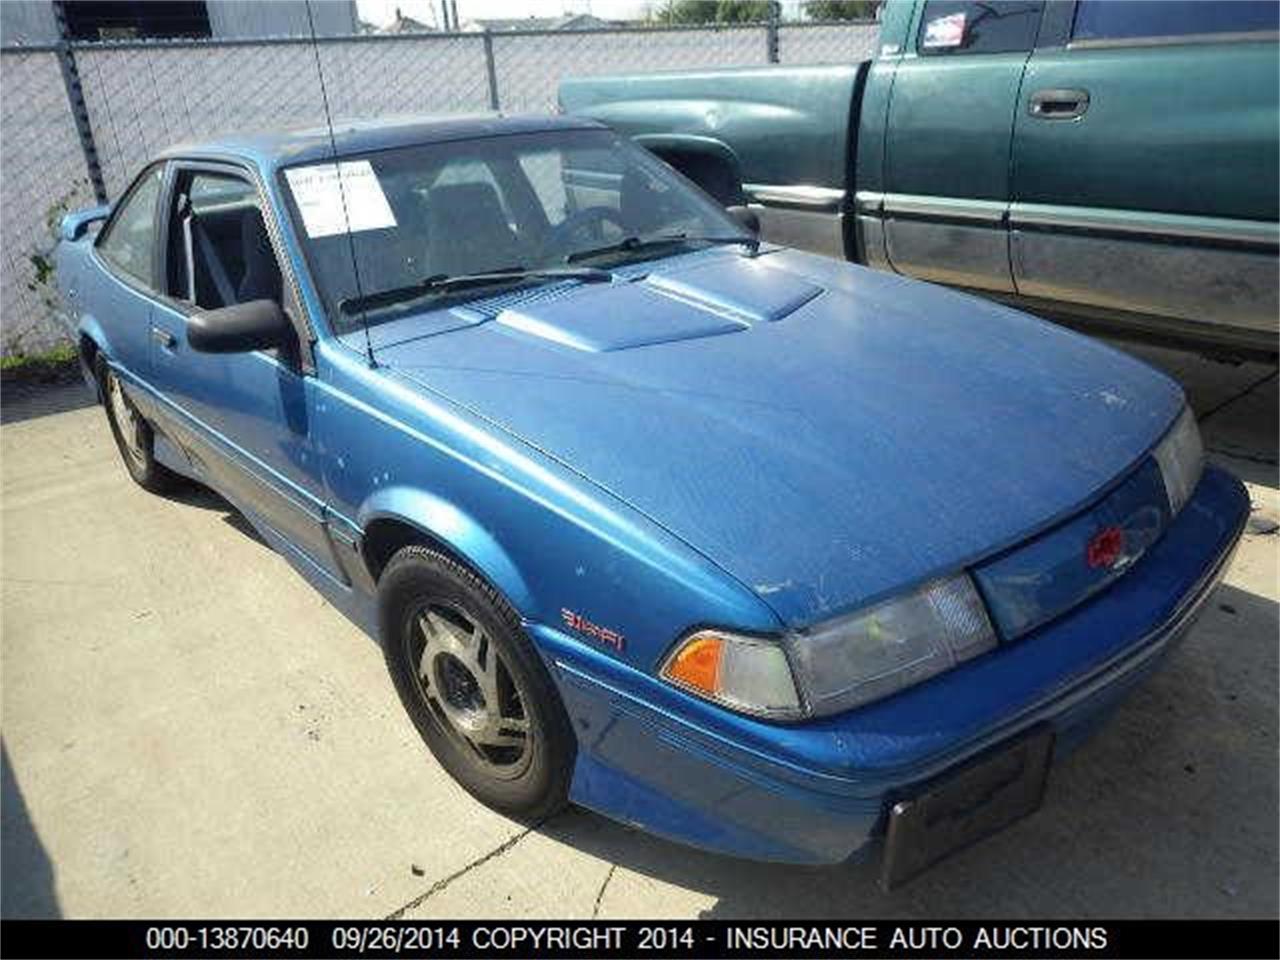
[[156, 113, 606, 173]]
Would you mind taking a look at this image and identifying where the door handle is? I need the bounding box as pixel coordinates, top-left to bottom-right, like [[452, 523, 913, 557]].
[[1028, 88, 1090, 120], [151, 326, 177, 350]]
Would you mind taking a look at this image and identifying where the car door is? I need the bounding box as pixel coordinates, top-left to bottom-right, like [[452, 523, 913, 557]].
[[1010, 0, 1280, 338], [878, 0, 1045, 292], [87, 164, 167, 417], [146, 160, 346, 581]]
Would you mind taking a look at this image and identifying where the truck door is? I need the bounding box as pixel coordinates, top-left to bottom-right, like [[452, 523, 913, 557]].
[[1009, 0, 1279, 340], [879, 1, 1044, 293]]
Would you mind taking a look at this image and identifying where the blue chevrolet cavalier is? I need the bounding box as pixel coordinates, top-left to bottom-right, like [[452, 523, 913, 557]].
[[55, 115, 1247, 885]]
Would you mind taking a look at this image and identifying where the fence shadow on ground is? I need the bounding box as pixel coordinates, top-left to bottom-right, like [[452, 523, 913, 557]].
[[0, 378, 96, 426]]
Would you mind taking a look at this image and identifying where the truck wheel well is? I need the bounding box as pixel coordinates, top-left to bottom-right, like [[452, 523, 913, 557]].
[[650, 149, 744, 207]]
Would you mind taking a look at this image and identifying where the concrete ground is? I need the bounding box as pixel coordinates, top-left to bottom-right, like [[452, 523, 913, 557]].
[[1, 342, 1276, 920]]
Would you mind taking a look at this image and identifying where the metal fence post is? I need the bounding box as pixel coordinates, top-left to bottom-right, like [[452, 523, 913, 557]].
[[765, 3, 780, 63], [482, 30, 500, 111], [50, 0, 108, 204]]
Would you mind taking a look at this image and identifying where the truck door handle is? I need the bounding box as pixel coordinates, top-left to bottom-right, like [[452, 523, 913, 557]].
[[151, 326, 177, 350], [1028, 88, 1090, 119]]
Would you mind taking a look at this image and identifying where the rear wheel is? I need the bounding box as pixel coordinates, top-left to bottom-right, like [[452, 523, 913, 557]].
[[378, 545, 574, 819], [95, 355, 176, 493]]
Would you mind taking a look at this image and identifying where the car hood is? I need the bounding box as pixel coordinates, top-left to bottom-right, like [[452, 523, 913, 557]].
[[371, 248, 1184, 627]]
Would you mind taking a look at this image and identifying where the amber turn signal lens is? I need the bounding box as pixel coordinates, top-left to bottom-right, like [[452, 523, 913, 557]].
[[664, 633, 724, 694], [660, 630, 802, 719]]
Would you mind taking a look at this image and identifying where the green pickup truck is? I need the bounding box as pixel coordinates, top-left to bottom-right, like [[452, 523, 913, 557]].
[[559, 0, 1279, 357]]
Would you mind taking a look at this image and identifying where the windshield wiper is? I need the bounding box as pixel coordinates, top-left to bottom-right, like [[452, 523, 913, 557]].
[[564, 232, 759, 264], [339, 265, 612, 316]]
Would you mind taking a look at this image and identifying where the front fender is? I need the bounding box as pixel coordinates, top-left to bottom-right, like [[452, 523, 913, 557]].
[[356, 485, 534, 615]]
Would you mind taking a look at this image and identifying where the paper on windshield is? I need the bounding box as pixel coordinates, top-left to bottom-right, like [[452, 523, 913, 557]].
[[285, 161, 397, 238]]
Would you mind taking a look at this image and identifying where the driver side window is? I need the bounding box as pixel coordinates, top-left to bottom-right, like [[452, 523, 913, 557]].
[[167, 171, 283, 310], [917, 1, 1044, 55]]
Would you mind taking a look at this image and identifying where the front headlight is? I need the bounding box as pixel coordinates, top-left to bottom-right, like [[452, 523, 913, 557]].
[[1152, 405, 1203, 515], [789, 574, 996, 716], [661, 574, 997, 721]]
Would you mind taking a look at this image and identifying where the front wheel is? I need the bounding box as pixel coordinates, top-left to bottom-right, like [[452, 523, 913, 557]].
[[378, 545, 575, 820]]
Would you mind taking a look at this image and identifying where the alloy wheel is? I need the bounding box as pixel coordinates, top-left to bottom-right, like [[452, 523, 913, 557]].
[[405, 602, 533, 780], [105, 369, 145, 466]]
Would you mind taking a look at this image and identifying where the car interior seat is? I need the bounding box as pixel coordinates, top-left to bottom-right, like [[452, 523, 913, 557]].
[[424, 182, 521, 277], [619, 168, 667, 237]]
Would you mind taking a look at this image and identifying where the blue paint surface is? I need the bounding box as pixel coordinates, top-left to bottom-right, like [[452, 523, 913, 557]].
[[55, 117, 1249, 865], [380, 246, 1185, 627]]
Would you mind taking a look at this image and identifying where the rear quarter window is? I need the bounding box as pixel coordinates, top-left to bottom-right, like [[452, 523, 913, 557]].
[[97, 165, 164, 287]]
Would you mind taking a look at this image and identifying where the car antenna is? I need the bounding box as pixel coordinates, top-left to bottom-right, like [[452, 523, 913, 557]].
[[304, 0, 377, 369]]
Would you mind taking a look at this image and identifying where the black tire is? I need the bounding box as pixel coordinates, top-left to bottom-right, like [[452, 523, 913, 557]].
[[378, 545, 574, 820], [95, 354, 177, 494]]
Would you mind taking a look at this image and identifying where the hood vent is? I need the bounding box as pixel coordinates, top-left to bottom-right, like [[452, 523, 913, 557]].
[[496, 281, 746, 352], [489, 255, 824, 352], [644, 256, 821, 323]]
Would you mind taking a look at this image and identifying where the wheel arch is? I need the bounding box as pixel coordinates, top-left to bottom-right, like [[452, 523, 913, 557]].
[[77, 318, 111, 398], [633, 134, 746, 206], [357, 488, 534, 616]]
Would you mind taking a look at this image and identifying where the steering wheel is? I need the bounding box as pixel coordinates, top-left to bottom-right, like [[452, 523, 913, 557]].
[[541, 206, 626, 259]]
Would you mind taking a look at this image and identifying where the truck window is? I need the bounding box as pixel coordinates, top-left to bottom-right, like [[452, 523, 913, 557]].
[[1072, 0, 1279, 44], [917, 1, 1043, 55]]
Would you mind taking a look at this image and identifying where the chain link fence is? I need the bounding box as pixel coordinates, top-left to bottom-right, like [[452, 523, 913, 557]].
[[491, 24, 768, 114], [0, 19, 878, 357], [779, 21, 879, 63], [1, 49, 97, 355]]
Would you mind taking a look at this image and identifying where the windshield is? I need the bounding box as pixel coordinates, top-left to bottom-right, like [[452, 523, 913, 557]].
[[280, 128, 751, 333]]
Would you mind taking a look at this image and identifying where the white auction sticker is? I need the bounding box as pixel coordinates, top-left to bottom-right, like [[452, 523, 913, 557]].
[[922, 11, 966, 48], [285, 160, 397, 238]]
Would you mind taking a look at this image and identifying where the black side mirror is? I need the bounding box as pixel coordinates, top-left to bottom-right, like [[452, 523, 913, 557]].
[[187, 299, 290, 353], [726, 205, 760, 236]]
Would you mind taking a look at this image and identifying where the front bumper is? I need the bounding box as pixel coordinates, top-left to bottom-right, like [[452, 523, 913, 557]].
[[535, 465, 1249, 865]]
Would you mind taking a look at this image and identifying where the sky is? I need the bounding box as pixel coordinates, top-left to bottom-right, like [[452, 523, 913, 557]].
[[354, 0, 656, 29]]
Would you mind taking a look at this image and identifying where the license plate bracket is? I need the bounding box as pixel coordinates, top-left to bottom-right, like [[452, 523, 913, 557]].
[[880, 725, 1054, 890]]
